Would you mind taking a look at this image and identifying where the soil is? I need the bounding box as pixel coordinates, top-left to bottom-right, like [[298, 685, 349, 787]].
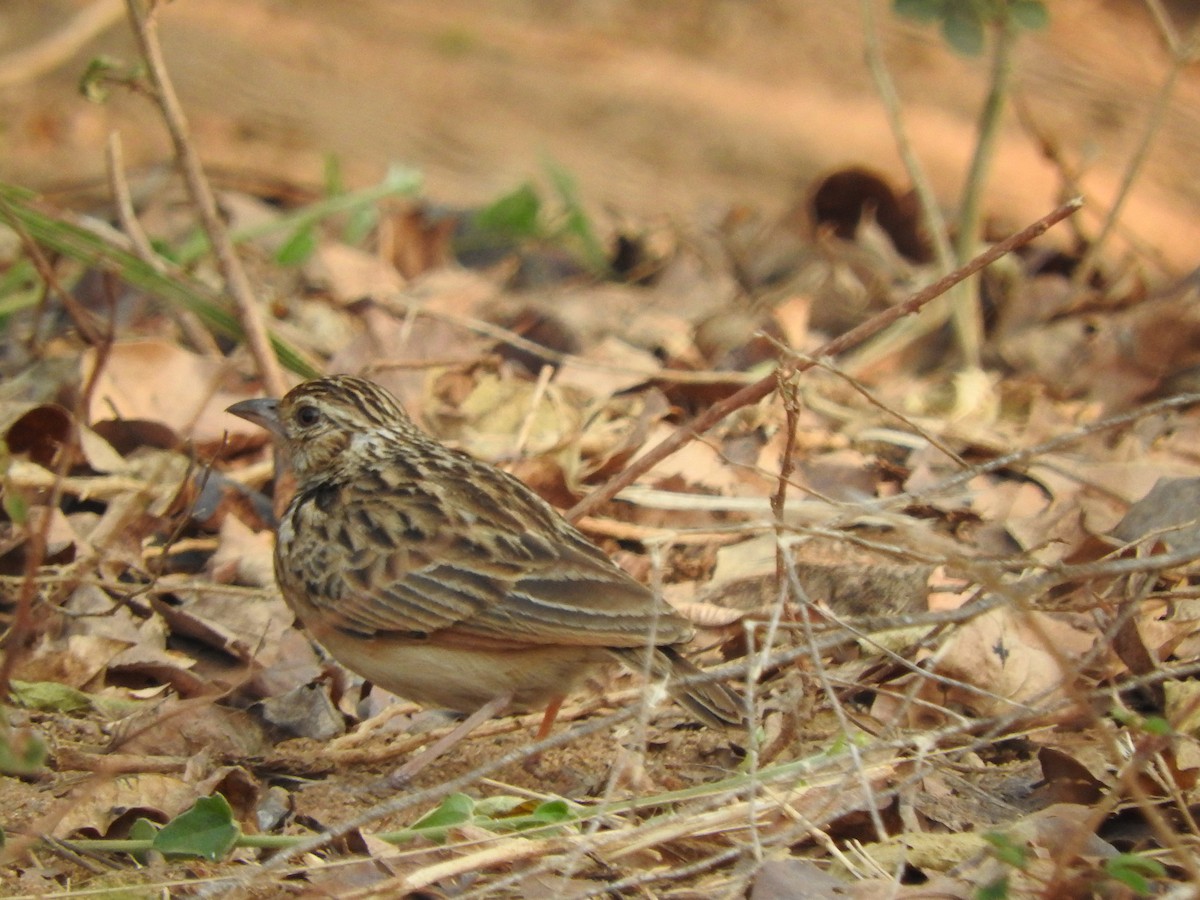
[[2, 0, 1199, 270]]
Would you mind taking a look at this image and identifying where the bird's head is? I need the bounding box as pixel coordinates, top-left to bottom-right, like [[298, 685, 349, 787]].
[[228, 375, 417, 483]]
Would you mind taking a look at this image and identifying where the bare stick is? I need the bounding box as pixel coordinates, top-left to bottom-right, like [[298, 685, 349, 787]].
[[860, 0, 954, 272], [567, 197, 1082, 522], [122, 0, 286, 396], [1076, 0, 1199, 283], [105, 132, 158, 266]]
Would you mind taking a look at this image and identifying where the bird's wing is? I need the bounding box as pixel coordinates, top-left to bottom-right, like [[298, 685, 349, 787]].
[[277, 468, 693, 650]]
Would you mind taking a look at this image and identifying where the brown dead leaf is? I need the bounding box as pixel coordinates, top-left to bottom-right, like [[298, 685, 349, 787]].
[[258, 681, 346, 740], [750, 858, 849, 900], [1165, 680, 1200, 736], [113, 696, 269, 760], [106, 644, 209, 697], [0, 401, 72, 469], [211, 513, 276, 588], [306, 241, 406, 301], [925, 607, 1099, 718], [1011, 802, 1119, 861], [1036, 746, 1107, 805], [637, 422, 742, 494], [565, 390, 670, 487], [76, 425, 128, 474], [428, 372, 583, 460], [555, 334, 662, 397], [809, 166, 929, 263], [53, 773, 198, 838], [672, 600, 748, 628], [17, 634, 132, 689], [81, 340, 242, 448], [998, 284, 1200, 408], [1136, 598, 1200, 663]]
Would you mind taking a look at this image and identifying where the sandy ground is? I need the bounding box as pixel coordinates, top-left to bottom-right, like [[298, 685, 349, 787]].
[[0, 0, 1198, 270]]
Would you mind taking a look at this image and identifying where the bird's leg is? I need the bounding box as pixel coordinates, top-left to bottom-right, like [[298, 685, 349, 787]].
[[387, 691, 513, 787], [536, 694, 566, 740]]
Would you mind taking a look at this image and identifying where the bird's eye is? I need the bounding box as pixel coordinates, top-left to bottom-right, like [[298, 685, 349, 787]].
[[295, 405, 321, 427]]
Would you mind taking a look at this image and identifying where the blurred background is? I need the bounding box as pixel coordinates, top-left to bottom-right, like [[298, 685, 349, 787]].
[[2, 0, 1198, 270]]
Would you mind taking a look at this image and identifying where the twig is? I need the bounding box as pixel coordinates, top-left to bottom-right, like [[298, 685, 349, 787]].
[[107, 132, 223, 357], [1076, 1, 1200, 283], [771, 368, 800, 586], [859, 0, 954, 271], [948, 16, 1018, 368], [122, 0, 286, 396], [0, 200, 107, 350], [567, 198, 1082, 522], [104, 132, 158, 267], [370, 296, 760, 386]]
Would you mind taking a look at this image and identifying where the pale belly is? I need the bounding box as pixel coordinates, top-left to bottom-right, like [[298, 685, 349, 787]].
[[314, 626, 612, 713]]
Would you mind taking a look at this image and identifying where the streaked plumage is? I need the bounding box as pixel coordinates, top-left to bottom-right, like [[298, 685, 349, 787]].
[[228, 375, 742, 729]]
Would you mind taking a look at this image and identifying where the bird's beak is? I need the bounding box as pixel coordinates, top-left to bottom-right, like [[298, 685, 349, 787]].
[[226, 397, 286, 439]]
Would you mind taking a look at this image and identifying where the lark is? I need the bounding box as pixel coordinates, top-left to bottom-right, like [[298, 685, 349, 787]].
[[229, 376, 742, 776]]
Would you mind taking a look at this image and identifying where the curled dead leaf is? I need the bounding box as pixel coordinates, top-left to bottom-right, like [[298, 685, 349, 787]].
[[0, 401, 73, 469]]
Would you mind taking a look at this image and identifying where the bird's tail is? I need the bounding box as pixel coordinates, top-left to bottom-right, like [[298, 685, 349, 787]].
[[610, 646, 744, 727]]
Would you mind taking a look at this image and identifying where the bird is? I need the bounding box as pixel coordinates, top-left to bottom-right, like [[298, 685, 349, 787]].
[[227, 375, 742, 777]]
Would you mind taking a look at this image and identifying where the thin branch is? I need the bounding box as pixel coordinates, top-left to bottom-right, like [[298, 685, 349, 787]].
[[567, 198, 1082, 521], [1076, 63, 1184, 279], [104, 131, 159, 266], [1076, 0, 1200, 282], [122, 0, 286, 396], [106, 131, 222, 356], [860, 0, 954, 271]]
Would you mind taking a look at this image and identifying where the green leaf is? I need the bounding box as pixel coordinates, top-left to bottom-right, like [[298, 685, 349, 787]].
[[472, 795, 529, 818], [275, 224, 319, 266], [0, 726, 46, 776], [1141, 715, 1171, 736], [1008, 0, 1048, 30], [185, 163, 421, 265], [0, 182, 319, 378], [9, 680, 142, 718], [0, 257, 37, 297], [152, 794, 240, 861], [1104, 853, 1165, 895], [529, 798, 575, 825], [474, 183, 542, 238], [129, 817, 160, 842], [129, 817, 160, 865], [942, 4, 987, 55], [893, 0, 948, 23], [411, 793, 476, 842], [323, 153, 346, 197], [2, 487, 27, 525], [78, 56, 143, 104], [10, 680, 93, 713], [983, 831, 1027, 869], [975, 874, 1009, 900], [478, 796, 580, 835], [342, 205, 378, 247], [543, 157, 609, 275]]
